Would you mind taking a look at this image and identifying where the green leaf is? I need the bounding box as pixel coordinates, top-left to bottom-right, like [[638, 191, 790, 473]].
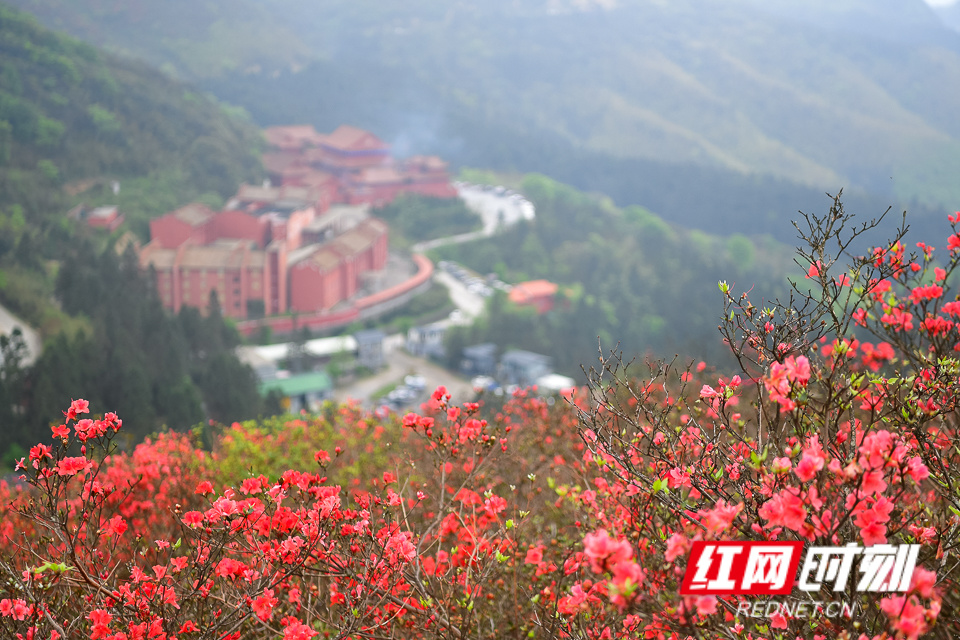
[[31, 562, 72, 574]]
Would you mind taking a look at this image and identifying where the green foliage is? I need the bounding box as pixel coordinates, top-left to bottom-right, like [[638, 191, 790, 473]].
[[373, 193, 481, 243], [371, 284, 453, 334], [437, 175, 792, 377], [726, 233, 756, 272], [2, 0, 309, 81], [36, 159, 58, 182], [0, 3, 263, 240], [0, 240, 265, 451], [0, 264, 86, 337], [209, 408, 397, 488], [85, 104, 120, 134]]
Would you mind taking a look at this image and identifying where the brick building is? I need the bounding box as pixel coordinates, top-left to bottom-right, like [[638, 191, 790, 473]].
[[140, 202, 387, 320], [139, 123, 452, 321]]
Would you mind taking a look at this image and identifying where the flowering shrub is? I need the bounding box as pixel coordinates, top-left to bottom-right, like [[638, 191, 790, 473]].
[[555, 201, 960, 639], [2, 199, 960, 639]]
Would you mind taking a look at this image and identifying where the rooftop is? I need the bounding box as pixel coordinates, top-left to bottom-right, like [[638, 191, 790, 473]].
[[355, 329, 386, 342], [88, 206, 118, 220], [306, 247, 344, 271], [306, 204, 371, 233], [172, 203, 215, 227], [353, 167, 404, 185], [234, 184, 319, 206], [259, 370, 332, 397], [264, 125, 324, 149], [322, 125, 389, 152], [509, 280, 559, 302], [177, 242, 254, 269], [501, 349, 552, 366], [238, 336, 358, 364], [463, 343, 497, 357]]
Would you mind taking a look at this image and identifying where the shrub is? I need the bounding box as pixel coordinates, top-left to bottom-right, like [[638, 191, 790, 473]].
[[2, 198, 960, 639]]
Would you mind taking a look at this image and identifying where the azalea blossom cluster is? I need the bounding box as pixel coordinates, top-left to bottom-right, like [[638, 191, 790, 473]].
[[0, 390, 536, 639], [556, 205, 960, 639], [2, 202, 960, 640]]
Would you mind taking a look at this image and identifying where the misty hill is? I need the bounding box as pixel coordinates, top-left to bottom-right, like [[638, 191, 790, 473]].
[[0, 4, 263, 240], [7, 0, 960, 248], [11, 0, 960, 213], [0, 0, 309, 79]]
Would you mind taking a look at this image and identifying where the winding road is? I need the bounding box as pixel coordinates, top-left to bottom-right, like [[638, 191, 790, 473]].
[[0, 303, 42, 367], [332, 185, 533, 406], [411, 184, 535, 253]]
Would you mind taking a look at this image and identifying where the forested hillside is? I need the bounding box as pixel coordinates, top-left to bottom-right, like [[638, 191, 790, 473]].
[[0, 5, 263, 239], [0, 0, 308, 78], [0, 5, 268, 463], [435, 175, 796, 378]]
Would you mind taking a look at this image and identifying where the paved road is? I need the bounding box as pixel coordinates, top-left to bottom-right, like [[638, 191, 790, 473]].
[[434, 271, 485, 322], [412, 184, 535, 253], [279, 184, 530, 408], [329, 265, 486, 408], [332, 343, 475, 409], [0, 303, 41, 367]]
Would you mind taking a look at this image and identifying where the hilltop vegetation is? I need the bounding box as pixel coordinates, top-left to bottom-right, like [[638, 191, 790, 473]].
[[0, 0, 309, 79], [0, 5, 268, 462], [0, 5, 263, 246], [434, 175, 795, 377]]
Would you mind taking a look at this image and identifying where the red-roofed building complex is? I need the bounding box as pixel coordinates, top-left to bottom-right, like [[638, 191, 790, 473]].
[[261, 124, 457, 206], [141, 201, 387, 320], [508, 280, 560, 314], [139, 123, 454, 322]]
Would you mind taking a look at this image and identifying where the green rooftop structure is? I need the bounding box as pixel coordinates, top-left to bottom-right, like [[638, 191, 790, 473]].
[[259, 371, 333, 413]]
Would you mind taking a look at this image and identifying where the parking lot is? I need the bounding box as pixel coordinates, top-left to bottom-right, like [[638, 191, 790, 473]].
[[436, 260, 510, 299]]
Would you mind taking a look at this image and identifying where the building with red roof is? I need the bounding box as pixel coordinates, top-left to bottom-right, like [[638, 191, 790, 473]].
[[508, 280, 560, 314], [83, 206, 125, 232], [142, 196, 388, 320], [140, 122, 454, 322], [261, 124, 457, 207]]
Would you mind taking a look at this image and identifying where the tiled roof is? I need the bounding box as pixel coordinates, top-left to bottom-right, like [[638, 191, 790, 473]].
[[509, 279, 558, 303], [353, 167, 403, 185], [323, 125, 388, 151], [264, 125, 323, 149], [259, 371, 332, 397], [178, 242, 251, 269]]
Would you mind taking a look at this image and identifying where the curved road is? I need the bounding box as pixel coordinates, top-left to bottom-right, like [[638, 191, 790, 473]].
[[333, 186, 534, 407], [0, 303, 42, 367], [412, 184, 535, 253]]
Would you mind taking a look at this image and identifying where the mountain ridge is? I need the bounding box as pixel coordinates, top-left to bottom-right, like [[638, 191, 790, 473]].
[[7, 0, 960, 225]]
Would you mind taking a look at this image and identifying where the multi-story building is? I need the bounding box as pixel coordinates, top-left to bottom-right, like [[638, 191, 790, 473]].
[[139, 123, 452, 320], [140, 203, 387, 320]]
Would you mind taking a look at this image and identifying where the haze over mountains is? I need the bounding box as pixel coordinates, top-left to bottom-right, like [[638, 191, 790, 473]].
[[9, 0, 960, 239]]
